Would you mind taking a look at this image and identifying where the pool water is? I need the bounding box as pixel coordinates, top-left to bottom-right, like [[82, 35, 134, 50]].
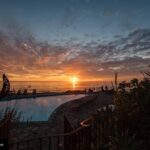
[[0, 94, 85, 121]]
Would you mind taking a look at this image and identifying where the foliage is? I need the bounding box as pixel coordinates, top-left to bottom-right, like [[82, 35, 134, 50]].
[[0, 107, 22, 123], [110, 130, 139, 150], [112, 68, 150, 150]]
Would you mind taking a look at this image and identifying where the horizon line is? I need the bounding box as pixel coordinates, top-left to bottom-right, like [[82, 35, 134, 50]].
[[0, 80, 113, 82]]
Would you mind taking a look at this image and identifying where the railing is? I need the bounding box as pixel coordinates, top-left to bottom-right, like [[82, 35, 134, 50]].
[[9, 105, 115, 150], [9, 121, 91, 150]]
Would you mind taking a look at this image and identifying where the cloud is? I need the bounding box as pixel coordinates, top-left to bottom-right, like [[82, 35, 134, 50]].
[[0, 25, 150, 81], [59, 28, 150, 79]]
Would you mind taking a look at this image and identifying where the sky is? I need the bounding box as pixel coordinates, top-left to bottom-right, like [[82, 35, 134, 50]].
[[0, 0, 150, 81]]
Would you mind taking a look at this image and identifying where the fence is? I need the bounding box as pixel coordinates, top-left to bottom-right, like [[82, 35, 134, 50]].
[[9, 105, 116, 150]]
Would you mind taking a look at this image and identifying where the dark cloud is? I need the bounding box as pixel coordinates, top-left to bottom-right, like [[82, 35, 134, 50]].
[[0, 25, 150, 80]]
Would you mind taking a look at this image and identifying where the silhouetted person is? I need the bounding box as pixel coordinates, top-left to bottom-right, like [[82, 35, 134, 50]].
[[105, 86, 108, 92], [88, 88, 93, 93], [17, 90, 21, 95], [101, 86, 104, 92], [23, 89, 28, 95], [32, 89, 36, 95]]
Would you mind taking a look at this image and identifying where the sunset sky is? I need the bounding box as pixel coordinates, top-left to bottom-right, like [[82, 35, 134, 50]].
[[0, 0, 150, 81]]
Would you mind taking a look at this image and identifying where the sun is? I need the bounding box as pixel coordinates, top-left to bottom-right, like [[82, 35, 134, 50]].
[[70, 76, 79, 89], [72, 76, 78, 84]]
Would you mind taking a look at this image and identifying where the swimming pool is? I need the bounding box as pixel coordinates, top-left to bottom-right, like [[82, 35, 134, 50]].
[[0, 94, 85, 121]]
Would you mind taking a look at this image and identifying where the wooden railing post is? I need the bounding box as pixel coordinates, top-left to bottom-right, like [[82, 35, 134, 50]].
[[17, 142, 20, 150], [57, 136, 60, 150], [49, 136, 51, 150], [39, 138, 42, 150]]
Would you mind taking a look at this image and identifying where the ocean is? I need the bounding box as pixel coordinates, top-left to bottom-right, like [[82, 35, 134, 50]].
[[0, 81, 112, 93]]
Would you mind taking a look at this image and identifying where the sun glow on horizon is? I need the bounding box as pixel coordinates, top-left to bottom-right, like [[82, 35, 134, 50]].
[[70, 76, 79, 89]]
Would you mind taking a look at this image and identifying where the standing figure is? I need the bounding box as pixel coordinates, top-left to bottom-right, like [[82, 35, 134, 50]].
[[105, 86, 108, 92], [101, 86, 104, 92]]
